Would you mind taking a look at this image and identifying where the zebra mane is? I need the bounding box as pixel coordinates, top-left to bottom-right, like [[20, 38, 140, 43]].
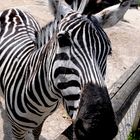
[[35, 0, 59, 16], [35, 19, 58, 48], [27, 32, 57, 81], [47, 0, 89, 16], [48, 0, 60, 16]]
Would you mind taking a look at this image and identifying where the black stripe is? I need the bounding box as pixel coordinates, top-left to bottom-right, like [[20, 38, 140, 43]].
[[55, 53, 69, 61], [16, 71, 26, 113], [0, 9, 8, 36], [39, 66, 59, 102], [17, 9, 27, 24], [54, 67, 79, 78], [34, 76, 51, 107], [69, 106, 77, 110], [57, 80, 80, 90], [6, 102, 38, 125], [24, 93, 44, 116], [64, 94, 80, 100], [27, 87, 42, 106]]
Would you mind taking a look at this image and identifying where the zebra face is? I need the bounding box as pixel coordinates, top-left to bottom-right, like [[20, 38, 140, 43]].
[[55, 11, 118, 138], [57, 11, 111, 84], [51, 11, 112, 119]]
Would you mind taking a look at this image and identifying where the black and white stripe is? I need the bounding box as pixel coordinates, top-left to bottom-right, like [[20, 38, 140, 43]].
[[0, 4, 112, 140], [50, 12, 111, 118]]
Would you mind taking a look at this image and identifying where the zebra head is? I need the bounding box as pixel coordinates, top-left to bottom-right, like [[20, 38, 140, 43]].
[[48, 1, 118, 139], [48, 0, 132, 28]]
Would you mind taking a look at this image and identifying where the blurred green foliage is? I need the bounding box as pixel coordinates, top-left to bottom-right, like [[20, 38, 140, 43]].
[[128, 131, 140, 140], [137, 0, 140, 5]]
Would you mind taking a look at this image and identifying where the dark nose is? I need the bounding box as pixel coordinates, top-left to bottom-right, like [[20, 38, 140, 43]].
[[74, 83, 118, 140]]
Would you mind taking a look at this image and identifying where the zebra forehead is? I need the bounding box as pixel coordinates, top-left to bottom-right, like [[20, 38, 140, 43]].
[[60, 11, 101, 27], [65, 12, 82, 18], [59, 12, 81, 25], [57, 11, 112, 55], [59, 13, 102, 33]]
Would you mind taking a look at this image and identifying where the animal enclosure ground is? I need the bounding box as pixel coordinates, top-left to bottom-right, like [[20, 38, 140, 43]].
[[0, 1, 140, 140]]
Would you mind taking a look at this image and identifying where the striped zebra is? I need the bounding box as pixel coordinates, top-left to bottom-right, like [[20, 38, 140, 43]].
[[0, 0, 131, 139], [37, 0, 131, 49]]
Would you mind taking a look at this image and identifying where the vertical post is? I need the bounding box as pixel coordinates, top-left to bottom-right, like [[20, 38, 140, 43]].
[[132, 101, 140, 131]]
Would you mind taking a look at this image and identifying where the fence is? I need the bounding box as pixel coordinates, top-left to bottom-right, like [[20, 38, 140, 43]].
[[114, 96, 140, 140], [110, 57, 140, 139], [55, 57, 140, 140]]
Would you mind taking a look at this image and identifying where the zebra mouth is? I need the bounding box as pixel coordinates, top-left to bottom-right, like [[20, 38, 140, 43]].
[[74, 83, 118, 140]]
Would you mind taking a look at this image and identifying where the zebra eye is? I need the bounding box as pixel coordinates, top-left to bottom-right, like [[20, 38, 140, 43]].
[[58, 32, 71, 48]]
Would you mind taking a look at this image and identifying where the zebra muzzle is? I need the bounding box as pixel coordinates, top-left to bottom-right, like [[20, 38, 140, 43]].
[[73, 83, 118, 140]]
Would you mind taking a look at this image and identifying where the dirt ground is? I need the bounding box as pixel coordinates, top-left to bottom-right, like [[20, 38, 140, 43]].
[[0, 1, 140, 140]]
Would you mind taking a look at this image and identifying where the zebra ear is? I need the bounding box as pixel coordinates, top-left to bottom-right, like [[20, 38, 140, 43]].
[[48, 0, 73, 18], [48, 0, 59, 16], [58, 32, 71, 48], [94, 0, 131, 28]]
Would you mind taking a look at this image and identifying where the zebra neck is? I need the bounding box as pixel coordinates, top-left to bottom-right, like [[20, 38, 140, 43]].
[[36, 20, 58, 48], [25, 40, 59, 106]]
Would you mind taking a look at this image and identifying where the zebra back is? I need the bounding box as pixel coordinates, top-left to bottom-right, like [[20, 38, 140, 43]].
[[0, 8, 41, 97]]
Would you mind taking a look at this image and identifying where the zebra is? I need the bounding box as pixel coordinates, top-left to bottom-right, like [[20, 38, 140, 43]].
[[37, 0, 131, 49], [0, 0, 131, 139]]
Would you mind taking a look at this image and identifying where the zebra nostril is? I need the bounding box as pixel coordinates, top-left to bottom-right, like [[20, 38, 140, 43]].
[[61, 15, 64, 19]]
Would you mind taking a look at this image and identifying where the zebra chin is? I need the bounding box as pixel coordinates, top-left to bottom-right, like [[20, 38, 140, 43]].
[[73, 83, 118, 140]]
